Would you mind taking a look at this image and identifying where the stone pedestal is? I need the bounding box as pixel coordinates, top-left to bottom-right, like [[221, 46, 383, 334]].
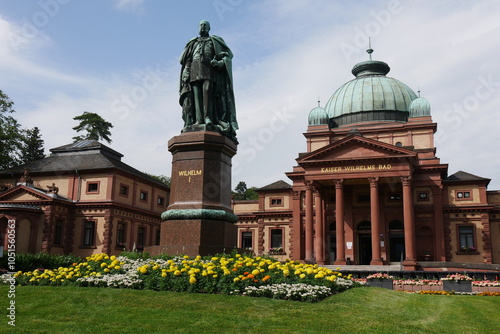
[[151, 131, 238, 257], [442, 280, 472, 292], [366, 279, 394, 290]]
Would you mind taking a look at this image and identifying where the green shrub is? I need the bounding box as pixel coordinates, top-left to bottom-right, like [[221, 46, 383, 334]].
[[0, 253, 82, 272]]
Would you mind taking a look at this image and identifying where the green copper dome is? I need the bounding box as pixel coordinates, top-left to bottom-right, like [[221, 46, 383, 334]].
[[308, 106, 329, 125], [409, 96, 431, 117], [324, 59, 417, 128]]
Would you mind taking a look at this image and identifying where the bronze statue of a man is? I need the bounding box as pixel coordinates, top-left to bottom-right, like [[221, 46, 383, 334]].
[[179, 20, 238, 142]]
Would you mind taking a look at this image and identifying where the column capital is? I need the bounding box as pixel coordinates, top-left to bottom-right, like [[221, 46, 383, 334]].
[[400, 175, 412, 186], [368, 177, 379, 187], [304, 180, 313, 188], [333, 179, 344, 188]]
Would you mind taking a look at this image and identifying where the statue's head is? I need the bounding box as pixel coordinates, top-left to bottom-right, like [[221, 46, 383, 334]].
[[199, 20, 210, 36]]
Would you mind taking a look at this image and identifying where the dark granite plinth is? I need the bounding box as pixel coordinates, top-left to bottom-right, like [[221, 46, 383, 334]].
[[154, 131, 237, 256], [167, 131, 236, 212]]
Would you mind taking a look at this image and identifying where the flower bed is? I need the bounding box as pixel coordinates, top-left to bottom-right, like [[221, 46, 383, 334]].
[[1, 253, 359, 303]]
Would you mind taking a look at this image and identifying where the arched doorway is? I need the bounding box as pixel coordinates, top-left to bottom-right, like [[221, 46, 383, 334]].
[[357, 220, 371, 265], [388, 219, 405, 263]]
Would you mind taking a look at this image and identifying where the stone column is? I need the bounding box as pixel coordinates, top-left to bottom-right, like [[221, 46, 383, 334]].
[[102, 211, 113, 255], [401, 176, 417, 269], [432, 185, 445, 261], [334, 179, 346, 265], [314, 189, 325, 265], [481, 213, 493, 264], [305, 181, 314, 262], [41, 206, 54, 253], [257, 218, 265, 255], [369, 177, 383, 265], [290, 190, 302, 260]]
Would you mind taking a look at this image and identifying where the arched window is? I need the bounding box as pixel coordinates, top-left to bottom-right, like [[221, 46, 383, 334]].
[[357, 220, 371, 231]]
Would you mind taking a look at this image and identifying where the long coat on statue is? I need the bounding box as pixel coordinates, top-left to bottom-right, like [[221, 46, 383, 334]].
[[179, 35, 238, 141]]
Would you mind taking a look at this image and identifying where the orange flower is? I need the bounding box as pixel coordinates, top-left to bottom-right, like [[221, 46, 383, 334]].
[[247, 274, 254, 279], [263, 275, 271, 281], [231, 268, 237, 271], [254, 279, 259, 283], [243, 272, 249, 275]]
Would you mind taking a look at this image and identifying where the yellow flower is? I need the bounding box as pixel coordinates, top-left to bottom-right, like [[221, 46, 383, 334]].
[[251, 269, 260, 276], [189, 276, 197, 284], [299, 274, 306, 279], [233, 277, 240, 282], [174, 270, 181, 276]]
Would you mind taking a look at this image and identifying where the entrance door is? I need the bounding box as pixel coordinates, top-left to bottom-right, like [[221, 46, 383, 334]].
[[327, 234, 336, 264], [389, 234, 405, 263], [358, 234, 372, 265]]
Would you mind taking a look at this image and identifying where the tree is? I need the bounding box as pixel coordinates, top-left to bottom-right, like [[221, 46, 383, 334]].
[[0, 90, 24, 169], [21, 127, 45, 164], [72, 111, 114, 144], [146, 174, 171, 187], [232, 181, 258, 200]]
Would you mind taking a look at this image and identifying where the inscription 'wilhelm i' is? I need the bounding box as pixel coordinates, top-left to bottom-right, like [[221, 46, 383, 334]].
[[321, 164, 392, 173], [178, 170, 202, 182]]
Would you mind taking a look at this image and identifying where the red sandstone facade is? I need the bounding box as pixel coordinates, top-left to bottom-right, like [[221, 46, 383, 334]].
[[233, 56, 500, 270], [0, 141, 169, 257], [233, 116, 500, 269]]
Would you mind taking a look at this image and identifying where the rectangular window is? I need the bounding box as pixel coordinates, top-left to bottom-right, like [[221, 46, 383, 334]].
[[389, 193, 401, 201], [83, 221, 95, 246], [137, 227, 146, 250], [418, 192, 429, 201], [155, 228, 161, 245], [119, 184, 129, 197], [86, 182, 99, 194], [116, 223, 126, 248], [270, 229, 283, 249], [458, 225, 475, 252], [53, 219, 63, 245], [270, 197, 283, 207], [456, 191, 471, 200], [241, 231, 252, 249], [140, 191, 148, 202], [157, 196, 165, 207]]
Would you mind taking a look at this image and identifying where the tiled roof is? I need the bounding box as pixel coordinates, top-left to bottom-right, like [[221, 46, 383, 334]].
[[257, 180, 291, 191], [445, 170, 490, 183], [0, 141, 167, 187]]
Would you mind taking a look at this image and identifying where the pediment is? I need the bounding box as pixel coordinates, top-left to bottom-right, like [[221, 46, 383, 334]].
[[0, 185, 54, 202], [298, 135, 416, 164]]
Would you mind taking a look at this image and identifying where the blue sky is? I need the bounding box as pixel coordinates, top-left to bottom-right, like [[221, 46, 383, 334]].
[[1, 0, 500, 190]]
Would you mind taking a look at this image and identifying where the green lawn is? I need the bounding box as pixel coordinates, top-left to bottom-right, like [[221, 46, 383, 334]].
[[1, 286, 499, 334]]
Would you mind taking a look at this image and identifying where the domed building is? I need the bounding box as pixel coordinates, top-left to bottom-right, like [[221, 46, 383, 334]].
[[233, 50, 500, 270]]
